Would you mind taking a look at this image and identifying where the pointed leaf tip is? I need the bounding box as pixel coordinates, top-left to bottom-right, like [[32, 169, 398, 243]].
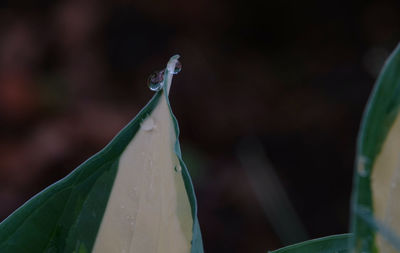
[[165, 55, 181, 94]]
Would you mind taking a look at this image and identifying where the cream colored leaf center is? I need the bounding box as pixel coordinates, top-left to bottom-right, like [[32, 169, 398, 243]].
[[92, 95, 193, 253]]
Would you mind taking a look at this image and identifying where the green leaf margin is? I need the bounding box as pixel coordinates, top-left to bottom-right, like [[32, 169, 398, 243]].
[[269, 234, 352, 253]]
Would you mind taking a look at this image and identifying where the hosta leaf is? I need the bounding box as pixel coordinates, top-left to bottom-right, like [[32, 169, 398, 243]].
[[351, 43, 400, 252], [269, 234, 352, 253], [0, 55, 204, 253]]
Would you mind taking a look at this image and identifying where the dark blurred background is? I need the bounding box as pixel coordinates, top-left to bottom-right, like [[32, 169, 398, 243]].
[[0, 0, 399, 252]]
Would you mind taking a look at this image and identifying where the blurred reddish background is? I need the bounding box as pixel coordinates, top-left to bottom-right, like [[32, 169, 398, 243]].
[[1, 0, 400, 252]]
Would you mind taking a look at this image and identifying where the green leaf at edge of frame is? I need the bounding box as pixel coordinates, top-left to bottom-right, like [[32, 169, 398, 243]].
[[269, 234, 353, 253]]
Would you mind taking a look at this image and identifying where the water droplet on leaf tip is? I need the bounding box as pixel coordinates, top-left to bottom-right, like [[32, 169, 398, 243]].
[[147, 70, 165, 91], [173, 60, 182, 74]]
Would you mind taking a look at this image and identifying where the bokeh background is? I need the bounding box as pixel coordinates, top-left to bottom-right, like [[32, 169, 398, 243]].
[[1, 0, 400, 252]]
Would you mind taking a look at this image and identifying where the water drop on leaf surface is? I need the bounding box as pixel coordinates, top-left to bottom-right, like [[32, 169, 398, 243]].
[[173, 60, 182, 74], [147, 70, 164, 91], [357, 156, 369, 177], [174, 165, 182, 172], [140, 117, 155, 131]]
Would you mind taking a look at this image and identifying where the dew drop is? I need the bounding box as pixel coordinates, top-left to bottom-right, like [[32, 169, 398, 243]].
[[357, 156, 369, 177], [173, 60, 182, 74], [140, 117, 155, 131], [147, 70, 165, 91], [174, 164, 182, 172]]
